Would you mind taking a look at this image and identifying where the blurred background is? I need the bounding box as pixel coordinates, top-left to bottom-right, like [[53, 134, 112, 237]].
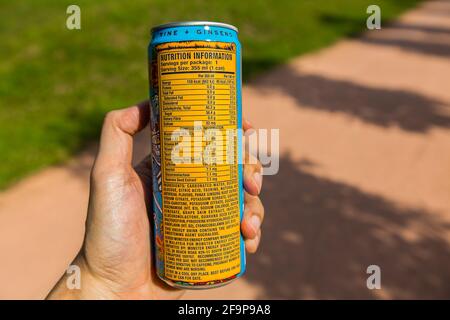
[[1, 0, 450, 299]]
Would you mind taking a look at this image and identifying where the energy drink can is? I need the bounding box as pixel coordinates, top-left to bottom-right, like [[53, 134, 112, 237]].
[[148, 21, 244, 289]]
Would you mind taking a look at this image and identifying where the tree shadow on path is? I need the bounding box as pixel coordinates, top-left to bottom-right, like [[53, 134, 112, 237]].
[[254, 67, 450, 133], [245, 154, 450, 299], [320, 7, 450, 58], [361, 37, 450, 58]]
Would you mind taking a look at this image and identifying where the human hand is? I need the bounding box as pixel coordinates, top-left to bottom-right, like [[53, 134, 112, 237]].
[[47, 101, 264, 299]]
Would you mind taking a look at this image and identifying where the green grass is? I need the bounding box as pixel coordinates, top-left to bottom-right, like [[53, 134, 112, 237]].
[[0, 0, 421, 189]]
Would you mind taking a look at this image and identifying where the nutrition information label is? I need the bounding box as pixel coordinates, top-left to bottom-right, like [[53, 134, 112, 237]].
[[157, 41, 241, 283]]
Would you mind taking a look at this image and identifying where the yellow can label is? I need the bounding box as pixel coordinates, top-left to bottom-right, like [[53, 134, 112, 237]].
[[156, 41, 241, 283]]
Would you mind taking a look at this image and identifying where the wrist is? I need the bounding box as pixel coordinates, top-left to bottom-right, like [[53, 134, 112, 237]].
[[47, 254, 121, 300], [47, 253, 162, 300]]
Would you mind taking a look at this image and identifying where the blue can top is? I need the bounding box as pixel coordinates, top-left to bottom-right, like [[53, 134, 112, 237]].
[[150, 21, 239, 45]]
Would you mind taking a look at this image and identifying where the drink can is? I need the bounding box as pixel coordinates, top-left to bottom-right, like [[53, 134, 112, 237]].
[[148, 21, 244, 289]]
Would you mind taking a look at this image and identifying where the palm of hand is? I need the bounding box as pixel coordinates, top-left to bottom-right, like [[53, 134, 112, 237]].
[[58, 102, 264, 300], [82, 165, 183, 299]]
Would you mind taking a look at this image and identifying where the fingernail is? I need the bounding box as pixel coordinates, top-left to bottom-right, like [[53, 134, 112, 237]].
[[250, 215, 261, 233], [253, 171, 262, 193]]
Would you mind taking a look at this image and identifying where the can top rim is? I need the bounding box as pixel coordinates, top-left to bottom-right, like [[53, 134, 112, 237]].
[[151, 21, 238, 34]]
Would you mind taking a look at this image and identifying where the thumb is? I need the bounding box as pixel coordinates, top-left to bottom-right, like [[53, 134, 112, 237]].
[[94, 101, 150, 172]]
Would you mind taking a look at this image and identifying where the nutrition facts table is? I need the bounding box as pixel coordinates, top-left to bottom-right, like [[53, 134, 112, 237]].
[[160, 70, 238, 183], [157, 42, 239, 184], [156, 41, 241, 283]]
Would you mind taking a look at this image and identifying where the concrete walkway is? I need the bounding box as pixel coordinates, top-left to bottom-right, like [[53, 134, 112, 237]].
[[1, 0, 450, 299]]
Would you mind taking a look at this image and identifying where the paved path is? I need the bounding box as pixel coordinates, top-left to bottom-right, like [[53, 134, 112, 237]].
[[1, 0, 450, 299]]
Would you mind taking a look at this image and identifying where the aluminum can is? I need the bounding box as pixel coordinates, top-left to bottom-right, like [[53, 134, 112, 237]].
[[148, 21, 244, 289]]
